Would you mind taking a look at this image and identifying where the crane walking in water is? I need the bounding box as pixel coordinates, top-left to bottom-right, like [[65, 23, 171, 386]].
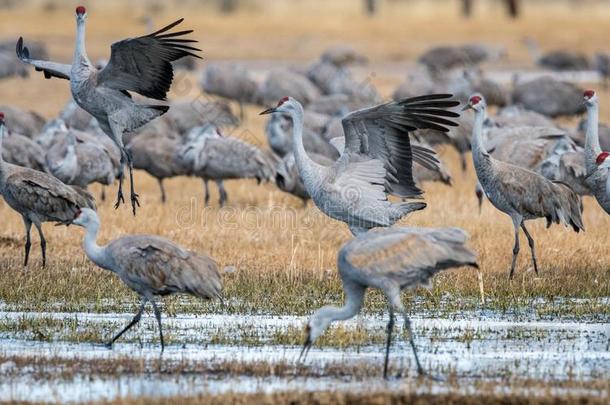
[[300, 226, 478, 378], [71, 208, 222, 351], [464, 94, 584, 279], [16, 6, 202, 215], [260, 95, 459, 235]]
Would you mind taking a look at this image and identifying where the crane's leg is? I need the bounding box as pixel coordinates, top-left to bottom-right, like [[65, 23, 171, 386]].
[[402, 314, 424, 376], [509, 217, 521, 279], [109, 119, 138, 214], [106, 300, 146, 349], [217, 180, 227, 207], [126, 149, 140, 215], [157, 178, 166, 204], [520, 222, 539, 275], [22, 217, 32, 267], [203, 179, 210, 206], [34, 222, 46, 267], [151, 301, 165, 352], [114, 152, 126, 210], [384, 285, 425, 377], [383, 309, 395, 379]]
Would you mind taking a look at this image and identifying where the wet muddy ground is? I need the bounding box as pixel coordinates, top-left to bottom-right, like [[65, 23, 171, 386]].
[[1, 301, 608, 403]]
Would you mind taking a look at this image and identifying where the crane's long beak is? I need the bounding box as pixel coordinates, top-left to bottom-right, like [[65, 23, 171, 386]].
[[259, 107, 276, 115], [461, 104, 472, 111]]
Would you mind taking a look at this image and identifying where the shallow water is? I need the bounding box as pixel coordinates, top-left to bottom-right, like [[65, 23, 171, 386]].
[[0, 306, 608, 403]]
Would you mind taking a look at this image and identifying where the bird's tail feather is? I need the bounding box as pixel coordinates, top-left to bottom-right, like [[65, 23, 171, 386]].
[[549, 181, 585, 232]]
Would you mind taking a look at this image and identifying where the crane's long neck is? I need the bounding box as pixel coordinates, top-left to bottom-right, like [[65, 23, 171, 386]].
[[289, 105, 318, 185], [73, 18, 92, 74], [82, 219, 113, 271], [314, 282, 365, 332], [471, 107, 491, 169], [585, 102, 602, 174]]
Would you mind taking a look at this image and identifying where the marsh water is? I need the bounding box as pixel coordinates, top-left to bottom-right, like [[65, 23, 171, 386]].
[[0, 301, 608, 403]]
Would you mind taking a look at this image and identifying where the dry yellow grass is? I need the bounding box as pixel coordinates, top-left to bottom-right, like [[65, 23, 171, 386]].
[[0, 0, 608, 314]]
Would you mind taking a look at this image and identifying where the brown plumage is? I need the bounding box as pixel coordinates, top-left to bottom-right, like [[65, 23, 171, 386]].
[[127, 130, 188, 203], [180, 125, 276, 206], [466, 95, 583, 279], [72, 208, 221, 351], [0, 114, 96, 266], [2, 130, 46, 172]]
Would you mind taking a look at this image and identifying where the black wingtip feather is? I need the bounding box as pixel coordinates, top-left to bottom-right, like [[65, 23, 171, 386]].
[[399, 94, 455, 104], [148, 18, 185, 37]]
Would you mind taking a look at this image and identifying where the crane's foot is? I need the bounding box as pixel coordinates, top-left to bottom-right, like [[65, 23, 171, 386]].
[[114, 190, 125, 210], [130, 193, 140, 216]]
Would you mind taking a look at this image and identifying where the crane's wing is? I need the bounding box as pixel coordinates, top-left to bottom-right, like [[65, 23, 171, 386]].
[[97, 18, 202, 100], [342, 227, 477, 286], [109, 236, 221, 299], [16, 37, 71, 80], [3, 171, 89, 223], [341, 94, 460, 198]]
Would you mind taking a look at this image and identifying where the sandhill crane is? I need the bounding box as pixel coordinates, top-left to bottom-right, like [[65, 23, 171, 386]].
[[0, 113, 96, 266], [16, 6, 201, 215], [162, 100, 239, 136], [127, 130, 188, 203], [476, 127, 590, 206], [319, 46, 368, 67], [300, 226, 477, 378], [266, 113, 339, 160], [260, 95, 459, 235], [307, 51, 378, 102], [490, 105, 556, 128], [260, 69, 320, 106], [0, 105, 45, 138], [306, 94, 371, 116], [512, 76, 584, 118], [2, 130, 46, 172], [524, 38, 590, 71], [180, 125, 276, 206], [597, 157, 610, 200], [45, 131, 118, 191], [418, 44, 504, 77], [201, 64, 262, 118], [464, 95, 584, 279], [582, 90, 610, 214], [450, 69, 509, 108], [71, 208, 221, 351]]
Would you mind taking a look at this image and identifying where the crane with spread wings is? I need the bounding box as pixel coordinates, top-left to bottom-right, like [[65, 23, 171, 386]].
[[16, 6, 202, 215]]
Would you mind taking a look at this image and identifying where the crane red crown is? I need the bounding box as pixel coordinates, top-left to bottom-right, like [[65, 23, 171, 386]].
[[596, 151, 609, 165], [584, 90, 595, 99], [0, 112, 4, 121], [470, 95, 482, 105], [76, 6, 86, 15], [277, 96, 289, 107]]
